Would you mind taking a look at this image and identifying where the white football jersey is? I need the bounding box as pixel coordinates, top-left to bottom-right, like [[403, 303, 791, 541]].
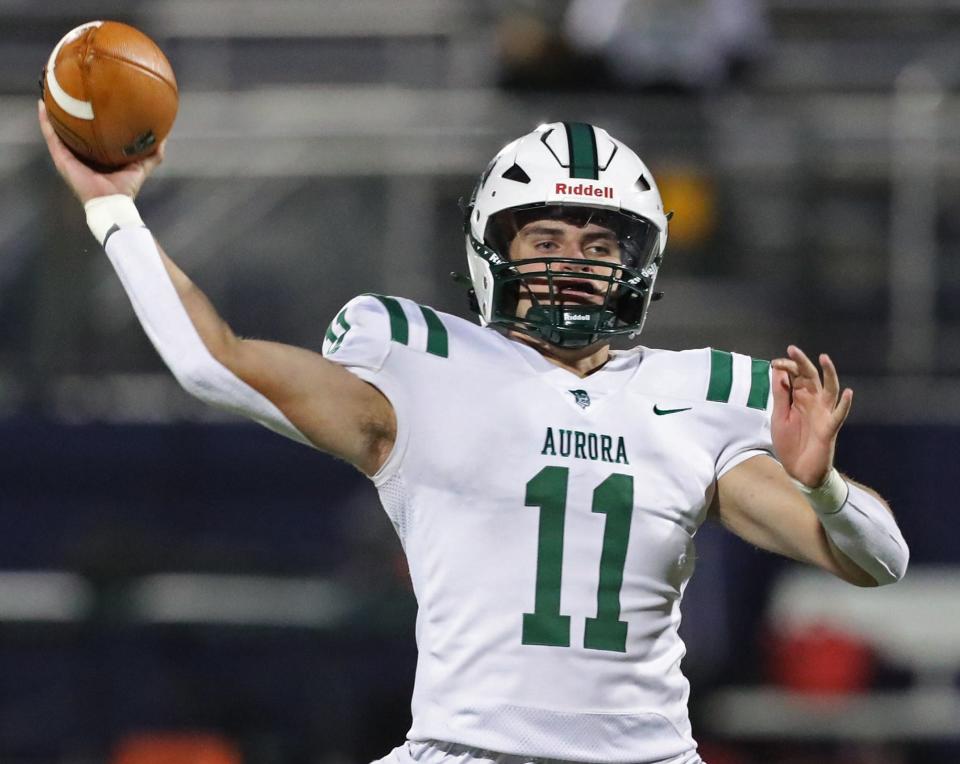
[[322, 294, 774, 764]]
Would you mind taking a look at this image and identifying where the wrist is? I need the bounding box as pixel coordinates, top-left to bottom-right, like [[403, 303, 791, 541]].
[[792, 467, 849, 515], [84, 194, 143, 246]]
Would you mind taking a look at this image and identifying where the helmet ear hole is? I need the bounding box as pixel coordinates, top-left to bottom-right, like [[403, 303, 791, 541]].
[[615, 291, 646, 324], [501, 281, 520, 315]]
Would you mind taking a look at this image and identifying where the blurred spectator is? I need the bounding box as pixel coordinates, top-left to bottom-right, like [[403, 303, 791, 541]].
[[496, 0, 769, 91], [565, 0, 769, 90], [494, 0, 610, 90]]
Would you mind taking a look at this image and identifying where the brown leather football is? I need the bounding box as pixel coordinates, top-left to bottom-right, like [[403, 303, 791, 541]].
[[42, 21, 178, 168]]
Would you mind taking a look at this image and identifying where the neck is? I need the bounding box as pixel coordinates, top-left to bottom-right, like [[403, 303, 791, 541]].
[[508, 330, 611, 378]]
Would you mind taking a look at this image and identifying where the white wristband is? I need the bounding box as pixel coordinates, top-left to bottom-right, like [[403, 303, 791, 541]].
[[84, 194, 144, 246], [792, 467, 849, 516]]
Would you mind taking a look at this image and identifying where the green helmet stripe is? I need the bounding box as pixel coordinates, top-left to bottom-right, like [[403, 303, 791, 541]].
[[368, 294, 409, 345], [747, 358, 771, 410], [564, 122, 599, 179], [420, 305, 449, 358], [707, 349, 734, 403]]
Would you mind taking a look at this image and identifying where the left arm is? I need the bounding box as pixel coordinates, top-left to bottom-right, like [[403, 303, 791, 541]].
[[712, 346, 908, 587], [713, 455, 882, 586]]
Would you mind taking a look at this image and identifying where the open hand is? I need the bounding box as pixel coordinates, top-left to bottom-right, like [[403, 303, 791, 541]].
[[770, 345, 853, 488], [38, 100, 165, 204]]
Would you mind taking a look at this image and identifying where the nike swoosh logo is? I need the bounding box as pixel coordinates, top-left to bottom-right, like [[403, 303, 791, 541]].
[[653, 405, 692, 416]]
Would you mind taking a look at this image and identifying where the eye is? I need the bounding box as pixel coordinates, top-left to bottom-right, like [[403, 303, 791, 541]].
[[535, 240, 560, 251], [587, 243, 618, 258]]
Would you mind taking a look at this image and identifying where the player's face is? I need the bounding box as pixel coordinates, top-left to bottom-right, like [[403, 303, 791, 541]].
[[508, 218, 622, 313]]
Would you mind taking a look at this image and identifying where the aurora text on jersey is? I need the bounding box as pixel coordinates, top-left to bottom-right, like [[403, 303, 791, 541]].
[[540, 427, 629, 464]]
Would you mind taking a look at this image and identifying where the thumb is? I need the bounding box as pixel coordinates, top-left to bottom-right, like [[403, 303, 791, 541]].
[[771, 367, 792, 425], [140, 139, 167, 175]]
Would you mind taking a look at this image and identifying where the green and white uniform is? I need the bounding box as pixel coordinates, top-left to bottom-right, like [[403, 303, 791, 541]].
[[323, 294, 773, 764]]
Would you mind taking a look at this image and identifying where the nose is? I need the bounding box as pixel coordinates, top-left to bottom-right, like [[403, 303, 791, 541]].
[[556, 254, 592, 272], [554, 241, 593, 271]]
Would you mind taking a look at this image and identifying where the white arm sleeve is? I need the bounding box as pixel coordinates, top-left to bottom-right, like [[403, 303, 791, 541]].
[[88, 196, 311, 446], [798, 470, 909, 586]]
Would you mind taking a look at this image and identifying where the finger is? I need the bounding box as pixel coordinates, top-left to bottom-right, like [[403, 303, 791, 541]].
[[38, 100, 63, 153], [38, 100, 82, 172], [37, 99, 57, 146], [772, 358, 800, 378], [830, 388, 853, 430], [820, 353, 841, 403], [140, 143, 166, 175], [787, 345, 821, 385]]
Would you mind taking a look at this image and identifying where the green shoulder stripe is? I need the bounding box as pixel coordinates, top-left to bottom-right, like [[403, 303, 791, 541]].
[[747, 358, 771, 410], [420, 305, 449, 358], [368, 294, 409, 346], [365, 294, 448, 358], [707, 349, 733, 403], [707, 349, 771, 408]]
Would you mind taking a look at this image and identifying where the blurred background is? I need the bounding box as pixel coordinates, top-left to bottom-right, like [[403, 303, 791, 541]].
[[1, 0, 958, 762]]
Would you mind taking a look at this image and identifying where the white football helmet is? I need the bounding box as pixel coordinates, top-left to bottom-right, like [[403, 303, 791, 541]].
[[462, 122, 669, 348]]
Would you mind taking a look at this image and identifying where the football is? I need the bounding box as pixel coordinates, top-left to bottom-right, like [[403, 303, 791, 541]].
[[41, 21, 178, 168]]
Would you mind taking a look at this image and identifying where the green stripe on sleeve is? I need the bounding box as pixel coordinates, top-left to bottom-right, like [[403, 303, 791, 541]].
[[707, 349, 734, 403], [420, 305, 449, 358], [747, 358, 771, 410], [324, 324, 339, 344], [369, 294, 409, 346], [564, 122, 598, 180]]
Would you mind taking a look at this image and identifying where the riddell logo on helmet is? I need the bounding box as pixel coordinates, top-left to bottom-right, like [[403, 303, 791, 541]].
[[554, 183, 614, 199]]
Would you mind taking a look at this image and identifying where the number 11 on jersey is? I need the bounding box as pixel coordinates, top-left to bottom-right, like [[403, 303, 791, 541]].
[[522, 466, 634, 653]]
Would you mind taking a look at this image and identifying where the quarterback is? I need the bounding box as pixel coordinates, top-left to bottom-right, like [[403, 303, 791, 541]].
[[39, 105, 908, 764]]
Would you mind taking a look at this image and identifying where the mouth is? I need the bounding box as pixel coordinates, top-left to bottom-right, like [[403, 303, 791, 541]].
[[524, 277, 603, 306]]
